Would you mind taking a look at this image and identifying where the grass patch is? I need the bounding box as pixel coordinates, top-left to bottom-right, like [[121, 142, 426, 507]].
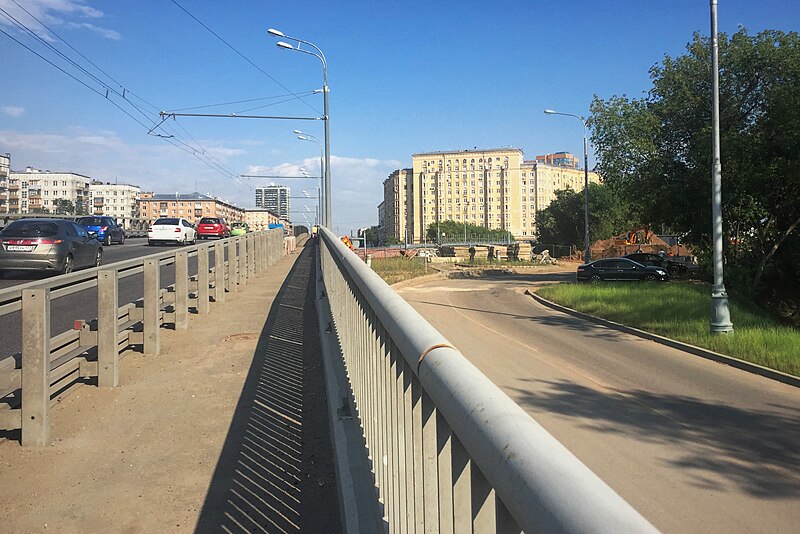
[[537, 282, 800, 377], [372, 257, 432, 285]]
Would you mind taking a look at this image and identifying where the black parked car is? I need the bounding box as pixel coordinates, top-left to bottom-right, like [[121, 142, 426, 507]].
[[577, 257, 669, 283], [0, 218, 102, 277], [623, 252, 688, 277]]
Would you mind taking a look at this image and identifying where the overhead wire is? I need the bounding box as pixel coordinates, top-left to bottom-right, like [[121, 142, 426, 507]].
[[0, 4, 251, 190]]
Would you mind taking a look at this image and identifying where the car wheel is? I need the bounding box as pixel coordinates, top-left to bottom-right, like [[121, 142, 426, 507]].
[[95, 248, 103, 267], [119, 234, 125, 245], [61, 254, 74, 275], [643, 273, 657, 282], [589, 274, 601, 284], [667, 265, 680, 277], [104, 234, 112, 246], [181, 235, 188, 246]]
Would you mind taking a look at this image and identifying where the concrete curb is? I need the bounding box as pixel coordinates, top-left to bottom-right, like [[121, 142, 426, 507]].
[[525, 289, 800, 389]]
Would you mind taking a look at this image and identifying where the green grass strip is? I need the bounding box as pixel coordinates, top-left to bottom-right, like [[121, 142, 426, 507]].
[[537, 282, 800, 377]]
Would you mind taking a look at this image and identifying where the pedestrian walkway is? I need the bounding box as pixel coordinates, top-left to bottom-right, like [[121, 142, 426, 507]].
[[0, 239, 340, 533]]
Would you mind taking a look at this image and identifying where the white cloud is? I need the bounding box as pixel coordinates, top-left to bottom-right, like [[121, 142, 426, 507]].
[[0, 0, 118, 40], [1, 106, 25, 117]]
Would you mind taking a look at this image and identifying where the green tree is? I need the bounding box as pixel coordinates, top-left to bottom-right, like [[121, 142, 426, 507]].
[[425, 220, 512, 243], [590, 28, 800, 295], [53, 198, 76, 215], [535, 183, 636, 246]]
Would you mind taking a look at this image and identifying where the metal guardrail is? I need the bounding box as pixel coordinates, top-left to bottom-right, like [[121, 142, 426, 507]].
[[0, 230, 288, 446], [318, 227, 658, 533]]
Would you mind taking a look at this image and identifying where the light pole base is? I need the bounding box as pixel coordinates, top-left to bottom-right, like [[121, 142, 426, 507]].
[[710, 284, 734, 334]]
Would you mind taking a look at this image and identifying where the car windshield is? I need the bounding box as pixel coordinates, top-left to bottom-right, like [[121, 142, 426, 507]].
[[1, 221, 59, 237], [77, 217, 104, 225], [200, 218, 220, 224], [232, 223, 245, 227], [154, 218, 180, 225]]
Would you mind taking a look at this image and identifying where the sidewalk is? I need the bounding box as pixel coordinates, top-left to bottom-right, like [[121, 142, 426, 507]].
[[0, 240, 340, 533]]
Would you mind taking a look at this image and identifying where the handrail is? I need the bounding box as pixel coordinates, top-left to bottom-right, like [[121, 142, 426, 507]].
[[318, 227, 658, 533]]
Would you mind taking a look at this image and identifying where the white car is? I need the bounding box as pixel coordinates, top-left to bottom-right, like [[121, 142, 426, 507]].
[[148, 217, 197, 246]]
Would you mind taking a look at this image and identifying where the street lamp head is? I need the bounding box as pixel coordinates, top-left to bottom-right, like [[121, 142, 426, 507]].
[[276, 41, 294, 50], [266, 28, 284, 37], [292, 129, 303, 134], [544, 109, 557, 114], [297, 135, 308, 141]]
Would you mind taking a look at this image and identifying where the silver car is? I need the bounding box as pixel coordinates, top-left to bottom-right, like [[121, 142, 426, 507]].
[[0, 218, 103, 277]]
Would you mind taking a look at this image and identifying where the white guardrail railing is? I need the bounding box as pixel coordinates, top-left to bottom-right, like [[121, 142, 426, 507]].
[[0, 230, 291, 446], [318, 227, 658, 533]]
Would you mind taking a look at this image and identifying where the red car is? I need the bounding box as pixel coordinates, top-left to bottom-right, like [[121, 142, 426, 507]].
[[197, 217, 230, 239]]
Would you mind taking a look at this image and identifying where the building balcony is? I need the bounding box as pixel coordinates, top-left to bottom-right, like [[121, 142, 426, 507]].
[[8, 183, 20, 190]]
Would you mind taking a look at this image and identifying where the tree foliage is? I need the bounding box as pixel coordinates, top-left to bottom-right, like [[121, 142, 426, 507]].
[[53, 198, 75, 215], [425, 220, 512, 243], [535, 183, 637, 246], [590, 28, 800, 295]]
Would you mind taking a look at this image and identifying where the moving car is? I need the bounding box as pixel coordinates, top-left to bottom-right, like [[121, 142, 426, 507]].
[[623, 252, 688, 277], [197, 217, 230, 239], [76, 216, 125, 246], [577, 257, 669, 283], [0, 218, 102, 277], [230, 222, 249, 236], [148, 217, 197, 246]]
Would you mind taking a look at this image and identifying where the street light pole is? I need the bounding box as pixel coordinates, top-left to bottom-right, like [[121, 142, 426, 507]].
[[709, 0, 733, 333], [544, 109, 591, 264], [295, 130, 325, 226], [268, 28, 331, 227]]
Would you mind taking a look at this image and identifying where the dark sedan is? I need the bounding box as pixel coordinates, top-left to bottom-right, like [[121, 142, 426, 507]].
[[623, 252, 688, 277], [577, 257, 669, 283], [0, 219, 103, 277]]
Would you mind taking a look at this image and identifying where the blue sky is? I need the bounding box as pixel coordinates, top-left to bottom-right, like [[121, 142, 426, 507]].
[[1, 0, 798, 234]]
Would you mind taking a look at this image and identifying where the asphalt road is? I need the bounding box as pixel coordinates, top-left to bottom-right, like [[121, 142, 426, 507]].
[[0, 237, 224, 361], [396, 273, 800, 534]]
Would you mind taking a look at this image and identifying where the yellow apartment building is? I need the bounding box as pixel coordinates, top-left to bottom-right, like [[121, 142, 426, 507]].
[[382, 148, 600, 243]]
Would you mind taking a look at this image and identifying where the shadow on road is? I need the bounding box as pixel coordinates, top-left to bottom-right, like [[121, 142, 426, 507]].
[[195, 241, 340, 533], [509, 378, 800, 498]]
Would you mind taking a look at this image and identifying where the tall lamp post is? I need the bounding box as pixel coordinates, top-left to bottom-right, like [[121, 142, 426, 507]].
[[709, 0, 733, 333], [268, 28, 331, 227], [294, 130, 325, 226], [544, 109, 591, 264]]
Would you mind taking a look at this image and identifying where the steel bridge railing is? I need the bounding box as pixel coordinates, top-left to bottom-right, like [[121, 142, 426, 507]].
[[318, 227, 658, 533]]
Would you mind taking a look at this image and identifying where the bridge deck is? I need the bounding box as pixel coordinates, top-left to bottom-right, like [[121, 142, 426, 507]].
[[0, 240, 341, 533]]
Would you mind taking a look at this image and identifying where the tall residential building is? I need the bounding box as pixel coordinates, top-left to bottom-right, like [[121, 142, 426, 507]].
[[89, 181, 141, 221], [255, 185, 290, 221], [138, 192, 244, 224], [535, 151, 579, 168], [383, 148, 600, 243], [0, 153, 10, 214], [9, 167, 90, 214], [382, 169, 412, 243]]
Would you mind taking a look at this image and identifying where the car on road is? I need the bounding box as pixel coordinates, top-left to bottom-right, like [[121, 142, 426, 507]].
[[148, 217, 197, 246], [230, 222, 249, 236], [196, 217, 230, 239], [623, 252, 688, 277], [577, 257, 669, 283], [0, 218, 102, 277], [76, 216, 126, 246]]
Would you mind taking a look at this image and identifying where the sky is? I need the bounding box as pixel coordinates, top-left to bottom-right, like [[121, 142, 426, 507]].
[[1, 0, 798, 234]]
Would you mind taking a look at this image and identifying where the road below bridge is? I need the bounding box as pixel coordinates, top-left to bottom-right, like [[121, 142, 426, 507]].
[[396, 272, 800, 534]]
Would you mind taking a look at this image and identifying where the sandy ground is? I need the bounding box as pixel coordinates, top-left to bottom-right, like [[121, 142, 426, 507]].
[[0, 241, 339, 533]]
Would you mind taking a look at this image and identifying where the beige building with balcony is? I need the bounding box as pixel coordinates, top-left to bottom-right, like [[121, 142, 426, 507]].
[[137, 192, 244, 224], [0, 153, 10, 214], [244, 208, 282, 231], [89, 181, 141, 221], [382, 148, 600, 243], [9, 167, 91, 214]]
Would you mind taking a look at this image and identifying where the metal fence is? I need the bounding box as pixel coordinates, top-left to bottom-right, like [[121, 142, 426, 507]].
[[318, 227, 658, 533], [0, 230, 287, 446]]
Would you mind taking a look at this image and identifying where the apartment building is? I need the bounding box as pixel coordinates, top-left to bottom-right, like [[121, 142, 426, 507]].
[[9, 167, 90, 214], [89, 181, 141, 220], [138, 192, 244, 224], [255, 185, 290, 220], [535, 151, 579, 168], [0, 153, 10, 214], [244, 208, 282, 231], [383, 148, 600, 243], [381, 169, 412, 243]]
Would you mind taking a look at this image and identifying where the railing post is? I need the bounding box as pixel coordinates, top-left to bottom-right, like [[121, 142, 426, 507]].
[[144, 258, 161, 354], [97, 269, 119, 387], [227, 239, 237, 294], [198, 244, 210, 314], [175, 250, 189, 329], [240, 236, 248, 286], [253, 233, 262, 275], [248, 234, 256, 277], [214, 240, 225, 303], [21, 288, 50, 447]]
